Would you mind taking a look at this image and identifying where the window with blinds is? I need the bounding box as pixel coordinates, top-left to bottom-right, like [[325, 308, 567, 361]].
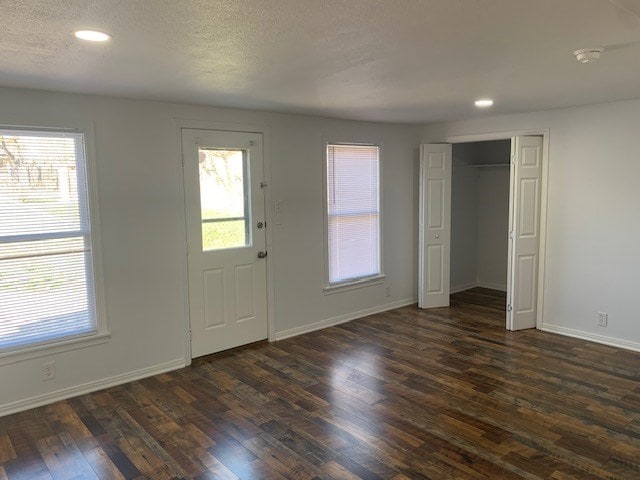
[[0, 129, 98, 352], [326, 143, 381, 285]]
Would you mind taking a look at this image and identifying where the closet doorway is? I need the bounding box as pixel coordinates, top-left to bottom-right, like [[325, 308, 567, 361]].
[[451, 140, 510, 294], [418, 134, 546, 331]]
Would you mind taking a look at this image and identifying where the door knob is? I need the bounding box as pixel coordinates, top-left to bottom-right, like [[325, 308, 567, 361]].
[[257, 221, 264, 229], [257, 251, 268, 259]]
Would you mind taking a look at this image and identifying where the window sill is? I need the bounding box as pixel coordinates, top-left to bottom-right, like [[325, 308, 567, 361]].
[[323, 274, 386, 295], [0, 331, 111, 366]]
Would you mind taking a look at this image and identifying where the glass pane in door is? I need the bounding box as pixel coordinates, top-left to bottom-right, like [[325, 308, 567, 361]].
[[198, 148, 250, 251]]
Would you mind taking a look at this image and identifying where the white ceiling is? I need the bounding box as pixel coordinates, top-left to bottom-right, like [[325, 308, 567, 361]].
[[2, 0, 640, 123]]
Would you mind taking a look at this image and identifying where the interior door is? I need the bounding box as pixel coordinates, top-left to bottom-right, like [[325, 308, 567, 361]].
[[182, 128, 268, 357], [507, 135, 543, 330], [418, 144, 452, 308]]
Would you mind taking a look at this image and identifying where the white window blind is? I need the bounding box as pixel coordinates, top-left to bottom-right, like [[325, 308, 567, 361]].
[[327, 143, 380, 284], [0, 129, 97, 352]]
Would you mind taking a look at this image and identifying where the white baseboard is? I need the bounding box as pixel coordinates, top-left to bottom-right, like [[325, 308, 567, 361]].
[[540, 324, 640, 353], [450, 282, 478, 294], [275, 297, 417, 341], [0, 357, 187, 417], [450, 282, 508, 294], [477, 281, 507, 292]]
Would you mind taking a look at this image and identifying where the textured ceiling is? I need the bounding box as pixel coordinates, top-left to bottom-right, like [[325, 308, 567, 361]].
[[1, 0, 640, 123]]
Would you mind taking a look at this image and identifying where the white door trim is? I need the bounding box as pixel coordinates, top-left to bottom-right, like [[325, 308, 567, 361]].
[[437, 128, 550, 330], [173, 119, 275, 365]]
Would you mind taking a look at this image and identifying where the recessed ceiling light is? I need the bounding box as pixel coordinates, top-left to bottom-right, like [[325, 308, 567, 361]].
[[475, 99, 494, 108], [73, 30, 113, 42]]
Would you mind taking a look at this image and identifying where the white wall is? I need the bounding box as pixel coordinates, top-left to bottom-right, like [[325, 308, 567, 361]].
[[476, 167, 510, 290], [5, 86, 639, 414], [423, 98, 640, 351], [0, 87, 418, 414], [450, 149, 478, 291]]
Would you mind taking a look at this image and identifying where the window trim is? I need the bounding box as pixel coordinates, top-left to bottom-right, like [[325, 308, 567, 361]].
[[322, 139, 384, 294], [0, 123, 109, 365]]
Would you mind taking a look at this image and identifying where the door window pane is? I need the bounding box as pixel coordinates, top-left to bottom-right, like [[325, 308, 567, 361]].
[[199, 148, 250, 251]]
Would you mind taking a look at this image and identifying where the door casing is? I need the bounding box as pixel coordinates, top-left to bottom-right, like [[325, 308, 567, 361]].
[[428, 128, 549, 330], [174, 119, 275, 364]]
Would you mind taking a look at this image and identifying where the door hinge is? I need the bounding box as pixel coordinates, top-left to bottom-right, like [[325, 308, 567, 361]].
[[507, 304, 513, 312], [260, 181, 268, 188], [509, 230, 515, 239], [511, 154, 517, 165]]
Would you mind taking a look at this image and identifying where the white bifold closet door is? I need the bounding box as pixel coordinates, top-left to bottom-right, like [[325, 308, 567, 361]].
[[418, 144, 452, 308], [507, 136, 543, 330]]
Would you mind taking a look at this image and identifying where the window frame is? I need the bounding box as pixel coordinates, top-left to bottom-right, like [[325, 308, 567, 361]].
[[322, 139, 385, 294], [0, 124, 109, 365]]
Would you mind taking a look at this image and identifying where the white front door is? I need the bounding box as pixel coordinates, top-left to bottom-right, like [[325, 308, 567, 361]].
[[418, 143, 452, 308], [182, 129, 268, 357], [507, 135, 543, 330]]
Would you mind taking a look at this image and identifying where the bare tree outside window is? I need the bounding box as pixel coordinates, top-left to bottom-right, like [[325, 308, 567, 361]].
[[0, 131, 96, 351]]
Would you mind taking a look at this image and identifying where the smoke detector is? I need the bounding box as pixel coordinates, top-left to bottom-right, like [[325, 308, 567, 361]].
[[573, 48, 604, 63]]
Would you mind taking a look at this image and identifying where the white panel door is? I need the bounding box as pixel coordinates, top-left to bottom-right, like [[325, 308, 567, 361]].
[[419, 144, 452, 308], [182, 129, 268, 357], [507, 136, 543, 330]]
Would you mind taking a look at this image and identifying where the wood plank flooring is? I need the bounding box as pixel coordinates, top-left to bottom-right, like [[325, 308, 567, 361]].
[[1, 287, 640, 479]]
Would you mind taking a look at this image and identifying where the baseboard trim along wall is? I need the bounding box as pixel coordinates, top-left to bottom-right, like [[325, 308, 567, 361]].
[[450, 282, 478, 294], [541, 323, 640, 353], [450, 282, 507, 294], [275, 297, 418, 341], [477, 281, 507, 291], [0, 358, 187, 417]]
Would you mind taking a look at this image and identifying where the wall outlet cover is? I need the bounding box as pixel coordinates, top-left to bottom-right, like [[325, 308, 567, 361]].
[[597, 312, 608, 327], [42, 361, 55, 381]]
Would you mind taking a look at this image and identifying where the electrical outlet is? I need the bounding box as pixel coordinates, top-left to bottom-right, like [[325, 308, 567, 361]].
[[42, 361, 55, 381], [385, 286, 391, 297], [597, 312, 608, 327]]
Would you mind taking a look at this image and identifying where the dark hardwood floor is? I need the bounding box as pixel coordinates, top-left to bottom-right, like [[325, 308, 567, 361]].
[[1, 288, 639, 479]]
